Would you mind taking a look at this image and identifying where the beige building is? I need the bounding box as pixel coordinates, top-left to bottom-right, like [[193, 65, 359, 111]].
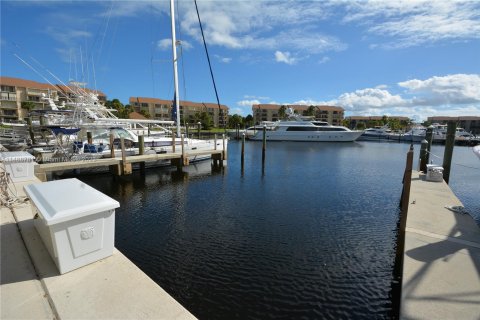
[[252, 104, 344, 125], [427, 116, 480, 135], [0, 77, 106, 122], [129, 97, 229, 128]]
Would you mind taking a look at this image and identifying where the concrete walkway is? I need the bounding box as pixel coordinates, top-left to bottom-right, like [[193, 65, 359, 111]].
[[1, 178, 196, 319], [402, 171, 480, 319]]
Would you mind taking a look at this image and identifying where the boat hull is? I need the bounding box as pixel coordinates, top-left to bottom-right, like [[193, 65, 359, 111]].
[[250, 130, 363, 142]]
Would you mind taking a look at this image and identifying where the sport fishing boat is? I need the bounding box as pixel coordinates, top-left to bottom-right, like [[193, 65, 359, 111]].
[[249, 108, 363, 142]]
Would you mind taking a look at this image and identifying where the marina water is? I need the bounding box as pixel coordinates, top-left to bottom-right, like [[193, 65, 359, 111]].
[[75, 141, 479, 319]]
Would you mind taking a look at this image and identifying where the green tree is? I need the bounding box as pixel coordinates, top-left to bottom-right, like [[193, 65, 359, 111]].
[[382, 115, 388, 125], [140, 110, 151, 119], [199, 112, 213, 130], [228, 114, 244, 128], [278, 105, 287, 119], [244, 115, 254, 127], [356, 122, 366, 130], [21, 101, 36, 112], [306, 105, 317, 117]]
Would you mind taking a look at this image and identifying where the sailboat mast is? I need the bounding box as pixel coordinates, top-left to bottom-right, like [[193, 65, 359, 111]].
[[170, 0, 181, 138]]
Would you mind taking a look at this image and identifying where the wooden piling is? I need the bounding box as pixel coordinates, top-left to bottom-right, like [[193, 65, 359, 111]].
[[262, 126, 267, 166], [138, 135, 145, 172], [222, 134, 227, 162], [400, 144, 414, 231], [39, 116, 46, 126], [394, 144, 414, 317], [26, 117, 36, 145], [419, 139, 428, 172], [87, 132, 93, 144], [442, 121, 456, 184], [120, 137, 132, 175], [172, 134, 176, 153], [214, 134, 217, 150], [425, 125, 434, 165], [241, 132, 245, 172], [109, 133, 115, 158]]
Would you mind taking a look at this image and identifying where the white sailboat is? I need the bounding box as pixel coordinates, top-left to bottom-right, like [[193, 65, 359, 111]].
[[31, 0, 227, 164]]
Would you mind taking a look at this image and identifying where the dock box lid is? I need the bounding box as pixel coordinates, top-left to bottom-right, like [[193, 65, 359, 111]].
[[0, 151, 35, 162], [24, 178, 120, 225]]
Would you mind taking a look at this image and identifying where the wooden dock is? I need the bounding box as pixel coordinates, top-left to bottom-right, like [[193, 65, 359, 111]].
[[35, 149, 225, 181]]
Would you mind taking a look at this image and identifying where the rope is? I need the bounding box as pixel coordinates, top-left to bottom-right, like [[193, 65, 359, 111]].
[[0, 163, 29, 208], [426, 149, 480, 171]]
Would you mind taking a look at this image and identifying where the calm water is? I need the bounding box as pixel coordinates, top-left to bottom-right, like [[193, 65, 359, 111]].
[[75, 141, 479, 319]]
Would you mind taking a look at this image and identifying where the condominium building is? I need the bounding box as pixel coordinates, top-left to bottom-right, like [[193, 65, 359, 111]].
[[0, 77, 106, 122], [252, 104, 344, 125], [129, 97, 229, 128], [427, 116, 480, 135]]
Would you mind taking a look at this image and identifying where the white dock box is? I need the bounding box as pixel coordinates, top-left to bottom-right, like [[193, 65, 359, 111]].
[[426, 164, 444, 182], [24, 178, 120, 274], [0, 151, 36, 182]]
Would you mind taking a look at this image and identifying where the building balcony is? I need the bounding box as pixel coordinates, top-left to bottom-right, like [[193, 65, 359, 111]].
[[1, 92, 17, 101]]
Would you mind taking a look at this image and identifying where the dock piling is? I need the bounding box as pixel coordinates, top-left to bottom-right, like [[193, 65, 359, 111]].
[[262, 126, 267, 167], [120, 137, 132, 175], [425, 125, 434, 164], [241, 132, 245, 172], [138, 135, 145, 172], [26, 117, 36, 145], [419, 139, 428, 172], [442, 121, 456, 184], [87, 132, 93, 144]]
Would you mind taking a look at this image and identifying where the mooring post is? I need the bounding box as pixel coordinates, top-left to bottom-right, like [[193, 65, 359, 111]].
[[172, 134, 176, 153], [120, 137, 132, 175], [87, 132, 93, 144], [181, 134, 188, 167], [109, 133, 115, 158], [26, 117, 36, 145], [394, 143, 414, 317], [138, 135, 145, 172], [442, 121, 456, 184], [214, 134, 217, 150], [197, 122, 201, 139], [425, 125, 434, 164], [419, 139, 428, 172], [400, 144, 414, 232], [262, 125, 267, 166], [241, 132, 245, 172], [222, 134, 227, 162]]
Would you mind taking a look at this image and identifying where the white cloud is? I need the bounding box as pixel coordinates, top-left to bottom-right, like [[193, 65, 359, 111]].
[[275, 51, 296, 65], [337, 88, 406, 110], [237, 99, 261, 106], [398, 74, 480, 105], [343, 0, 480, 48], [333, 74, 480, 120]]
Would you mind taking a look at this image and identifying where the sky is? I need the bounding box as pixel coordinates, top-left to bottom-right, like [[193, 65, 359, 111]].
[[1, 0, 480, 121]]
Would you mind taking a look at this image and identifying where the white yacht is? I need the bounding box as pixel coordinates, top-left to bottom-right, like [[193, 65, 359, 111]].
[[249, 109, 363, 142]]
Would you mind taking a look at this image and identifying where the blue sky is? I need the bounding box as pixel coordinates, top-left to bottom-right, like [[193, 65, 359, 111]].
[[1, 0, 480, 121]]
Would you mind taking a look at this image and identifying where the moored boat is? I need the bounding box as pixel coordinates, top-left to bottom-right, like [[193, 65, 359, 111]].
[[250, 108, 363, 142]]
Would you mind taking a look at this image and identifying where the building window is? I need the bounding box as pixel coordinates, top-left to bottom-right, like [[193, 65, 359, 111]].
[[1, 85, 15, 92]]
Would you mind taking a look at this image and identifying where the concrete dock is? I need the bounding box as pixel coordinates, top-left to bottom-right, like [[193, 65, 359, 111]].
[[1, 178, 196, 319], [401, 171, 480, 319]]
